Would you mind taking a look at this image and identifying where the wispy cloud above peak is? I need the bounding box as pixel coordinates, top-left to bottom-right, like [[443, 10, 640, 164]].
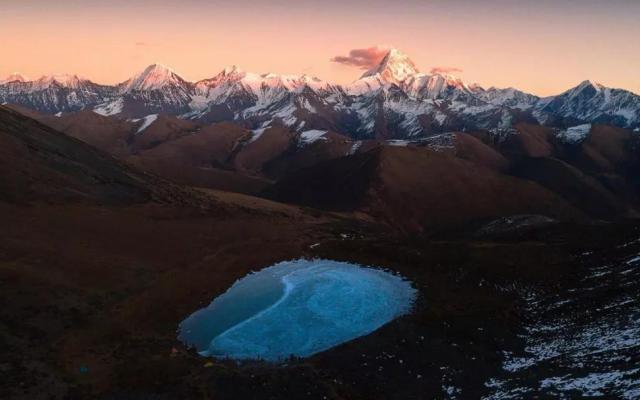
[[330, 46, 390, 70], [429, 66, 463, 75]]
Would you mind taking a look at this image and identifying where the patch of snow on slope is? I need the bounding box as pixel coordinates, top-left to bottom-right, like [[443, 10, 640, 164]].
[[484, 244, 640, 399], [299, 129, 328, 146], [93, 98, 124, 116], [274, 103, 298, 127], [300, 98, 316, 113], [352, 101, 377, 133], [188, 95, 209, 112], [387, 140, 410, 147], [348, 141, 362, 155], [434, 112, 447, 125], [385, 99, 434, 136], [249, 126, 271, 143], [136, 114, 158, 134], [557, 124, 592, 144], [423, 133, 456, 152], [540, 369, 640, 398]]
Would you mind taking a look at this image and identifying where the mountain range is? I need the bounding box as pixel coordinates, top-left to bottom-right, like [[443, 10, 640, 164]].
[[2, 48, 639, 139], [2, 46, 640, 399]]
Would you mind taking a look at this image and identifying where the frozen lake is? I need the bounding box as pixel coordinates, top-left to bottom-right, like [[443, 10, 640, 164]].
[[178, 259, 417, 361]]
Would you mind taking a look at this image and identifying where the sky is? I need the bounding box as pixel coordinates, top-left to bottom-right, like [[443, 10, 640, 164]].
[[1, 0, 639, 96]]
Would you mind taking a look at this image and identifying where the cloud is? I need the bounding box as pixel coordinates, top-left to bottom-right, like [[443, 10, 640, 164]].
[[429, 66, 463, 75], [135, 42, 148, 47], [331, 46, 390, 70]]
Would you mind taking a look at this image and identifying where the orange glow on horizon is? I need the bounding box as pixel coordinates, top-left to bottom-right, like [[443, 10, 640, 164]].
[[1, 1, 638, 96]]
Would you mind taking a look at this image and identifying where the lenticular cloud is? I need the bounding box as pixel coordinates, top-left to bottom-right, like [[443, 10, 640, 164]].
[[330, 46, 391, 70]]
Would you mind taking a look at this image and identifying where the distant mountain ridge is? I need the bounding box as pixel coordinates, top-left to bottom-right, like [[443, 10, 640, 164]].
[[2, 49, 639, 138]]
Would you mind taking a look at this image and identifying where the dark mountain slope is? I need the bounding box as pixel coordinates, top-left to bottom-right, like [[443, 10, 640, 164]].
[[126, 122, 271, 194], [511, 156, 633, 219], [0, 105, 160, 204], [269, 145, 584, 232], [39, 110, 138, 158]]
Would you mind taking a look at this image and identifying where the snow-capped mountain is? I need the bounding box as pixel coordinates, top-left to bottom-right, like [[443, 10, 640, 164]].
[[0, 73, 113, 113], [1, 50, 639, 136], [189, 66, 347, 130], [349, 50, 476, 103], [472, 86, 540, 110], [32, 74, 88, 91], [535, 80, 640, 128], [344, 49, 517, 137], [0, 73, 28, 84], [365, 48, 419, 83], [349, 48, 420, 93], [115, 64, 194, 116], [120, 63, 189, 92]]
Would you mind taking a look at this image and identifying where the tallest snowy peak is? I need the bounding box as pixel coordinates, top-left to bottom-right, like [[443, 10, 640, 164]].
[[361, 48, 419, 83], [122, 63, 188, 92]]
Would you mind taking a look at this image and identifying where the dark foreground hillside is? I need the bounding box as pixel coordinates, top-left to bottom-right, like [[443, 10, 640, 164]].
[[1, 107, 639, 399]]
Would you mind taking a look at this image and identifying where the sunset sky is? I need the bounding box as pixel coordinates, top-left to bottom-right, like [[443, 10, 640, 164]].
[[2, 0, 639, 96]]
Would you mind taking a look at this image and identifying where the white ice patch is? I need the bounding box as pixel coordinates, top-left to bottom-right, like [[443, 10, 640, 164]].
[[557, 124, 592, 144], [540, 369, 640, 398], [188, 94, 209, 112], [434, 112, 447, 125], [249, 126, 269, 143], [348, 141, 362, 155], [93, 98, 124, 116], [178, 259, 416, 361], [136, 114, 158, 134], [488, 128, 520, 144], [299, 129, 328, 146], [300, 98, 316, 113], [387, 140, 410, 147], [423, 133, 456, 152]]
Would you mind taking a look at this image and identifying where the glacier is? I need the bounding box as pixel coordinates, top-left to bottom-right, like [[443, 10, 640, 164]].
[[178, 259, 417, 362]]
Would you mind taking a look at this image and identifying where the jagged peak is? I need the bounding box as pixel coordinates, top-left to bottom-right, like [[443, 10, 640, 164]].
[[123, 63, 187, 91], [575, 79, 605, 92], [361, 48, 419, 83], [261, 72, 280, 79], [38, 73, 82, 81], [140, 63, 177, 76], [431, 73, 468, 88], [195, 65, 248, 88], [261, 73, 330, 91], [221, 65, 243, 76], [1, 72, 28, 84], [32, 73, 87, 89]]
